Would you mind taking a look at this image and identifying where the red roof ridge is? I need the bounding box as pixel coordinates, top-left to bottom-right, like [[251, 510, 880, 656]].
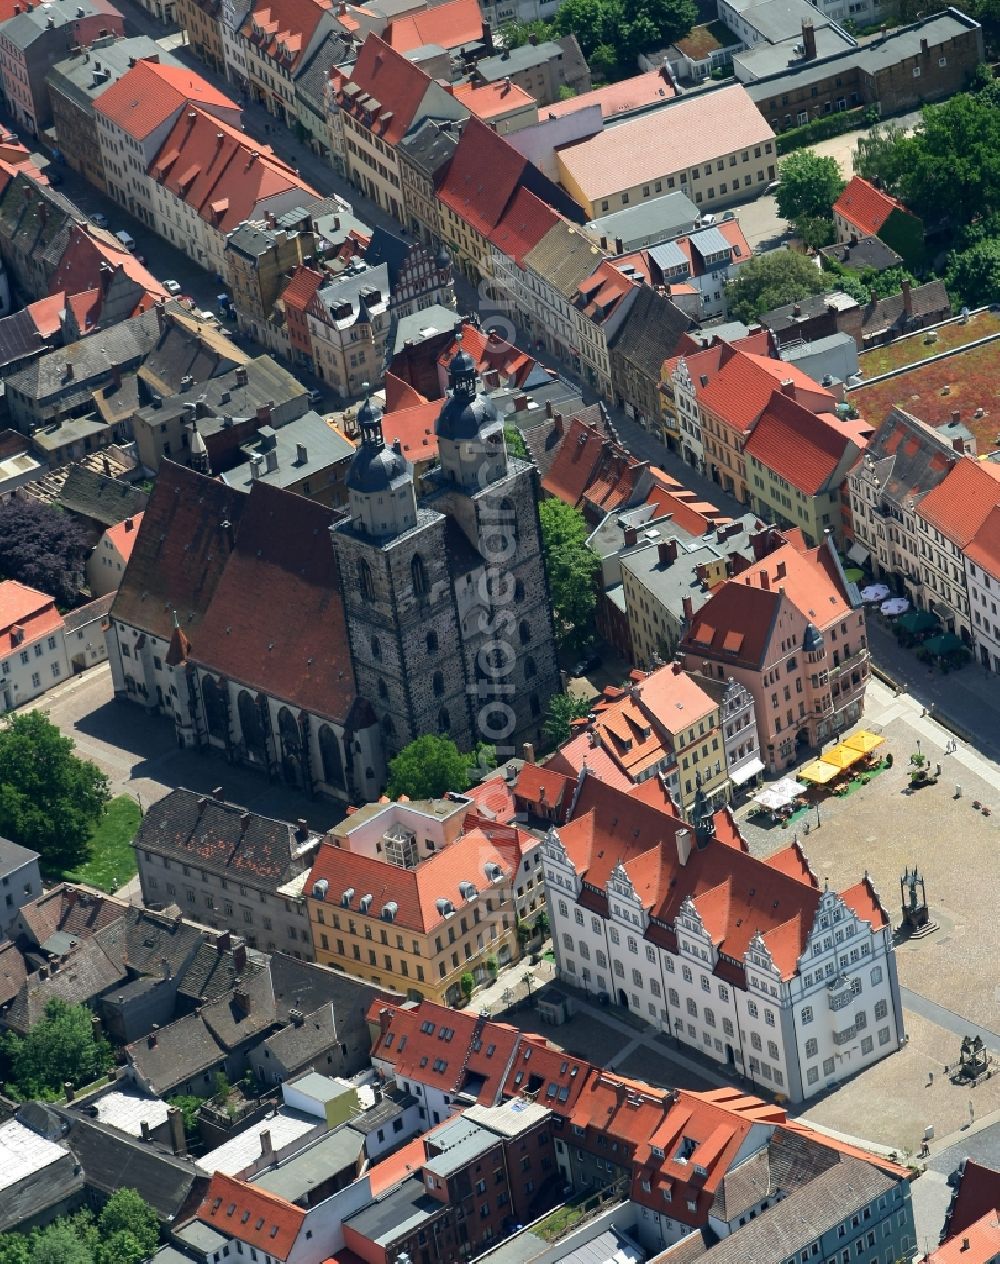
[[833, 175, 911, 237]]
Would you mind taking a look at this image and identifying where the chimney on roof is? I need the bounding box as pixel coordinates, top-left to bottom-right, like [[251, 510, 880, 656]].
[[236, 365, 248, 387], [514, 395, 529, 412], [212, 785, 224, 800], [801, 19, 817, 59], [776, 560, 786, 580], [961, 1239, 970, 1253], [658, 539, 678, 568], [902, 278, 913, 317], [675, 827, 693, 866], [256, 403, 272, 425], [682, 595, 694, 623], [234, 987, 251, 1014], [233, 943, 247, 973], [295, 442, 308, 465], [147, 1026, 158, 1048], [552, 411, 563, 436], [624, 525, 638, 546], [920, 36, 929, 55], [780, 380, 795, 399], [760, 570, 770, 590], [161, 956, 171, 981], [124, 516, 135, 532], [217, 931, 232, 954], [259, 1127, 273, 1158], [167, 1107, 186, 1156], [140, 1120, 151, 1142], [522, 741, 535, 763]]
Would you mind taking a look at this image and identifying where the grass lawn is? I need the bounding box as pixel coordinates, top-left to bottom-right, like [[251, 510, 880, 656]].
[[66, 795, 142, 893]]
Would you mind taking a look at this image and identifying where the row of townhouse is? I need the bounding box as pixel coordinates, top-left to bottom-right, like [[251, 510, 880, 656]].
[[533, 763, 902, 1103], [660, 336, 871, 546], [848, 406, 1000, 668], [366, 997, 916, 1263]]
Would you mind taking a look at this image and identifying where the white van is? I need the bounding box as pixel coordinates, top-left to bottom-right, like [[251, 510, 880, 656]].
[[115, 230, 135, 251]]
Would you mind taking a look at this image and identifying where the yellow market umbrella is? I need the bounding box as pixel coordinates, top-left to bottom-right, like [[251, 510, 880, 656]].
[[842, 731, 885, 755], [798, 759, 840, 785], [820, 744, 864, 770]]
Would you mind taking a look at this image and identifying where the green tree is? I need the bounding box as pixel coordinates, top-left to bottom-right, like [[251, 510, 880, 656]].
[[852, 122, 909, 195], [536, 909, 550, 940], [460, 972, 475, 1001], [0, 1235, 31, 1264], [833, 273, 872, 306], [504, 424, 528, 459], [386, 734, 476, 800], [0, 998, 113, 1100], [589, 43, 619, 80], [166, 1094, 203, 1136], [0, 712, 110, 877], [30, 1222, 93, 1264], [0, 499, 90, 609], [96, 1190, 159, 1264], [551, 0, 614, 56], [542, 690, 591, 748], [538, 498, 600, 648], [862, 265, 916, 300], [794, 214, 836, 251], [946, 238, 1000, 307], [776, 151, 845, 221], [498, 18, 552, 47], [725, 250, 826, 323]]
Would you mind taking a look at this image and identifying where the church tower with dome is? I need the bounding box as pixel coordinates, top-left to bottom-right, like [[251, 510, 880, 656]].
[[330, 349, 560, 760]]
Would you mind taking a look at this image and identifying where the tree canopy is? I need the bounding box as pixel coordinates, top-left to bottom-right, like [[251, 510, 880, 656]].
[[725, 250, 826, 324], [386, 733, 479, 800], [0, 712, 110, 877], [0, 499, 89, 609], [946, 238, 1000, 308], [0, 998, 113, 1100], [503, 0, 695, 80], [776, 151, 845, 223], [543, 690, 591, 749], [538, 498, 600, 650], [0, 1193, 159, 1264], [503, 425, 529, 459]]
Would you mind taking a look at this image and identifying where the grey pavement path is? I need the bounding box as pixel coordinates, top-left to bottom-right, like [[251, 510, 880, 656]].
[[900, 988, 1000, 1054], [868, 618, 1000, 763]]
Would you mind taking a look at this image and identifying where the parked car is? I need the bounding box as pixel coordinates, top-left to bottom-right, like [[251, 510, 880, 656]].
[[308, 389, 323, 408], [115, 230, 135, 251], [163, 280, 182, 295], [571, 652, 602, 676], [91, 212, 108, 229]]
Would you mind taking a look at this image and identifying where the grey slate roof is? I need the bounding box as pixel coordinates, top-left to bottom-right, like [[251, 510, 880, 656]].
[[397, 116, 461, 181], [861, 280, 950, 336], [695, 1155, 896, 1264], [268, 950, 382, 1026], [3, 0, 115, 49], [133, 788, 317, 887], [93, 906, 204, 978], [127, 1010, 228, 1094], [176, 942, 267, 1008], [2, 937, 126, 1034], [295, 28, 354, 111], [56, 463, 148, 528], [133, 354, 307, 435], [56, 1109, 207, 1222], [256, 1003, 339, 1074], [0, 837, 39, 875], [608, 286, 691, 381], [221, 412, 354, 492], [252, 1124, 365, 1201], [48, 38, 176, 111], [587, 192, 700, 252], [0, 308, 49, 371], [6, 308, 161, 410], [819, 236, 902, 272]]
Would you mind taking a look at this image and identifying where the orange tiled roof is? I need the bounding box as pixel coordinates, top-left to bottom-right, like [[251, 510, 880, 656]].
[[453, 79, 536, 121], [384, 372, 427, 411], [503, 1037, 594, 1110], [380, 398, 441, 464], [512, 762, 575, 813], [544, 67, 675, 120], [574, 259, 634, 323], [95, 59, 237, 139], [929, 1212, 1000, 1264], [49, 224, 167, 313], [941, 1159, 1000, 1242], [833, 175, 910, 237], [698, 346, 834, 436], [917, 457, 1000, 548], [307, 826, 512, 934], [367, 1135, 427, 1195], [437, 322, 536, 388], [490, 186, 560, 268], [336, 35, 432, 146], [384, 0, 483, 52], [966, 504, 1000, 579], [198, 1172, 305, 1260], [152, 109, 316, 234], [280, 265, 324, 313], [104, 512, 144, 564], [27, 293, 66, 339], [243, 0, 332, 72], [0, 581, 63, 653], [547, 732, 634, 791], [541, 416, 637, 511], [744, 390, 864, 496], [461, 775, 516, 824], [437, 117, 527, 239]]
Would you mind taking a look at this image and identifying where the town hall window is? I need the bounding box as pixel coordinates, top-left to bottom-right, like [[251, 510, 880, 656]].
[[358, 558, 375, 601], [412, 553, 429, 598]]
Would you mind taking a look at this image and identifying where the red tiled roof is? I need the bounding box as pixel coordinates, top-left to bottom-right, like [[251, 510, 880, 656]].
[[280, 265, 324, 313], [918, 457, 1000, 548], [153, 108, 316, 234], [929, 1211, 1000, 1264], [49, 224, 167, 311], [490, 186, 560, 268], [0, 941, 27, 1008], [503, 1037, 594, 1110], [242, 0, 332, 72], [453, 79, 536, 121], [544, 67, 675, 120], [189, 481, 354, 722], [437, 323, 536, 389], [381, 398, 441, 464], [437, 117, 526, 238], [840, 876, 888, 930], [833, 176, 910, 237], [542, 417, 636, 510], [27, 293, 66, 339], [461, 774, 516, 823], [512, 762, 575, 813], [198, 1172, 305, 1261], [744, 390, 862, 496], [384, 0, 483, 52], [547, 733, 633, 792], [644, 468, 731, 537], [338, 35, 432, 145], [384, 372, 427, 411], [0, 581, 63, 654], [104, 512, 144, 564], [367, 1135, 427, 1196], [574, 259, 634, 323], [698, 347, 834, 436], [943, 1159, 1000, 1241], [308, 826, 512, 934], [966, 505, 1000, 578], [95, 59, 237, 139]]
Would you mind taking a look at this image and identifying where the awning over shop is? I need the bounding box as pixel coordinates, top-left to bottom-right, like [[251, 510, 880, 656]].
[[731, 756, 765, 785]]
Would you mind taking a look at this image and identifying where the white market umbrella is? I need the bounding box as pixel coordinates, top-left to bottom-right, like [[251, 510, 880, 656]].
[[880, 597, 909, 616], [861, 584, 890, 603]]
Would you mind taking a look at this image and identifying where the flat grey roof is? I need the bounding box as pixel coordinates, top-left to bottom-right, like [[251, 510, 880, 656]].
[[344, 1174, 439, 1246], [622, 513, 762, 615], [735, 23, 854, 78], [588, 192, 699, 249], [253, 1126, 365, 1201]]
